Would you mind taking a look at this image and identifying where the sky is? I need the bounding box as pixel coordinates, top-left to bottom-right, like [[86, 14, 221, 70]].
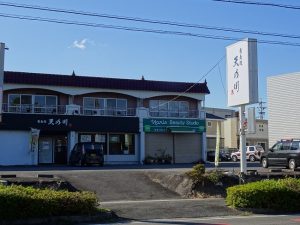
[[1, 0, 300, 114]]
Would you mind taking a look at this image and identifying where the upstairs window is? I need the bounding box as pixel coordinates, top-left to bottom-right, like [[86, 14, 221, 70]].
[[83, 97, 127, 116], [8, 94, 57, 113], [149, 100, 189, 117]]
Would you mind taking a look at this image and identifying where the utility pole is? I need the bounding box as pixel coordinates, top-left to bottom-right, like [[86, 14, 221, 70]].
[[0, 43, 5, 123], [257, 99, 267, 119]]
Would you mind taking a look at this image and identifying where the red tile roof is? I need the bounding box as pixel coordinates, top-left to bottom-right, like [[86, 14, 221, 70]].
[[4, 71, 210, 94]]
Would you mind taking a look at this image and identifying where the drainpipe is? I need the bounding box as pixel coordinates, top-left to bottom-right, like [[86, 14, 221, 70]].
[[137, 107, 148, 164]]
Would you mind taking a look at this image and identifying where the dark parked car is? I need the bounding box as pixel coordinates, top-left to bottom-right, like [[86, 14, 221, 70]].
[[207, 150, 231, 162], [260, 139, 300, 170], [69, 142, 104, 166]]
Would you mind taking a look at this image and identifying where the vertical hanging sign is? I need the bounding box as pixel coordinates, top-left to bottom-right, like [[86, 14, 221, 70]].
[[0, 43, 5, 123], [226, 38, 258, 107], [226, 38, 258, 175]]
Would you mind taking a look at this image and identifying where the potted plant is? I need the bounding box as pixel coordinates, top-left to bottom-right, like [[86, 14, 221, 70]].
[[144, 155, 155, 164]]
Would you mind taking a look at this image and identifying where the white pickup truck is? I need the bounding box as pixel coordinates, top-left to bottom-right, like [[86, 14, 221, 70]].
[[231, 145, 264, 162]]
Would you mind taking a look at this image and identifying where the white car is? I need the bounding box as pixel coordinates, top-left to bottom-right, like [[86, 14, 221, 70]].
[[231, 145, 264, 162]]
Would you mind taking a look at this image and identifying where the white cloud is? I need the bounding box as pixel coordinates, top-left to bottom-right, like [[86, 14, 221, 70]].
[[72, 38, 88, 50], [69, 38, 108, 50]]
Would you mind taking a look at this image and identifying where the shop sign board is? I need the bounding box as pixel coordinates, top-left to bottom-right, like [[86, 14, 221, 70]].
[[226, 38, 258, 107], [0, 113, 139, 133], [143, 118, 206, 133]]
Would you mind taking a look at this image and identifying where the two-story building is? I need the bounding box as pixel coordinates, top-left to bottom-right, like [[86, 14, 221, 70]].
[[0, 71, 209, 165], [206, 107, 269, 151]]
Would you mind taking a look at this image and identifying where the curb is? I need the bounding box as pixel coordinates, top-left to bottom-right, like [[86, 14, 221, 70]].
[[0, 211, 117, 225]]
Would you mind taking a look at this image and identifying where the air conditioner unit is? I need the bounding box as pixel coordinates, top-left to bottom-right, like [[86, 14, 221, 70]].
[[66, 104, 80, 115]]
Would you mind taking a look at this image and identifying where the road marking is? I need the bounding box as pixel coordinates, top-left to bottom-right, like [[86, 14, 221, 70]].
[[128, 214, 300, 224], [101, 198, 221, 204]]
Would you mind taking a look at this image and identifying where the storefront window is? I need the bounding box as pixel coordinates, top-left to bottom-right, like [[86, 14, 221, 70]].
[[109, 134, 135, 155], [78, 133, 107, 154]]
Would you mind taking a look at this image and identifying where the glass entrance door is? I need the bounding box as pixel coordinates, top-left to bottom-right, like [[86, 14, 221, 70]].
[[54, 137, 68, 164], [38, 137, 53, 164]]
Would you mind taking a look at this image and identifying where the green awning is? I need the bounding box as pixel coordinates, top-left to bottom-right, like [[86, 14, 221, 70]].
[[167, 127, 198, 133]]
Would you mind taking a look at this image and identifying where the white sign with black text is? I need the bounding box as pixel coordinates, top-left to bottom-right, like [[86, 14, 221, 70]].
[[226, 38, 258, 107]]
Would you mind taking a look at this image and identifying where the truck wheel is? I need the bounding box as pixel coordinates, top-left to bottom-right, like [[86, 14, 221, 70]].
[[262, 158, 268, 168], [289, 159, 296, 170], [232, 155, 238, 162], [249, 155, 256, 162]]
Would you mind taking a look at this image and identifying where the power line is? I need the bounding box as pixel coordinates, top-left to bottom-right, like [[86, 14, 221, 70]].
[[155, 55, 225, 108], [217, 63, 226, 96], [211, 0, 300, 10], [1, 13, 300, 47], [0, 1, 300, 40]]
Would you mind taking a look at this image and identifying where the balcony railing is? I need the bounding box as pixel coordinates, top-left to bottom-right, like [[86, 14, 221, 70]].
[[2, 104, 137, 117], [2, 104, 205, 119], [81, 108, 136, 117], [149, 110, 204, 119]]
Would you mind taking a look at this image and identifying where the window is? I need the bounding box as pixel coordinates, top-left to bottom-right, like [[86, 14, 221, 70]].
[[179, 101, 189, 117], [8, 94, 57, 113], [149, 100, 159, 117], [158, 100, 168, 117], [282, 141, 291, 150], [116, 99, 127, 116], [83, 98, 96, 115], [109, 134, 135, 155], [291, 141, 300, 150], [149, 100, 189, 118], [83, 97, 127, 116], [34, 95, 57, 113], [168, 101, 179, 117], [8, 94, 21, 112], [207, 121, 212, 127], [106, 99, 116, 115], [248, 146, 255, 152]]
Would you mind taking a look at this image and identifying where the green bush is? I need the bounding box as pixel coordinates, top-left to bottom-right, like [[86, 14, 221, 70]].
[[0, 185, 98, 220], [226, 178, 300, 211], [186, 164, 205, 183], [206, 170, 224, 184]]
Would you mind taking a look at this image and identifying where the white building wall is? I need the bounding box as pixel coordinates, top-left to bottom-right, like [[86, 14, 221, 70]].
[[267, 72, 300, 146], [0, 130, 32, 165]]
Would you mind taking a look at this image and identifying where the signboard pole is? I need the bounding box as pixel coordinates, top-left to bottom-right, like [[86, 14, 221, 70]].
[[239, 105, 247, 174], [0, 43, 5, 123]]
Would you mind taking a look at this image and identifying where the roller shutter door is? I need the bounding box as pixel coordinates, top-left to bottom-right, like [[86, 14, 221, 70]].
[[145, 133, 173, 158], [174, 133, 201, 163]]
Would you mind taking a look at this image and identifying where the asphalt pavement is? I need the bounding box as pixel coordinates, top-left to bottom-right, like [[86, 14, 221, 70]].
[[96, 214, 300, 225]]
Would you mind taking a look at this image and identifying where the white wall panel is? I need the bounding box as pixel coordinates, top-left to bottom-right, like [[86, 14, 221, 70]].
[[267, 72, 300, 146]]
